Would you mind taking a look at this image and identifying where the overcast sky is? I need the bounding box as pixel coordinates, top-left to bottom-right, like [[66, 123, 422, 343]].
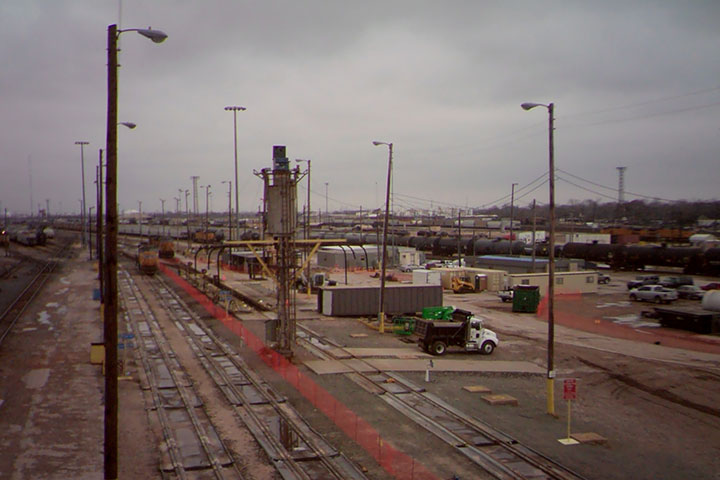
[[1, 1, 719, 217]]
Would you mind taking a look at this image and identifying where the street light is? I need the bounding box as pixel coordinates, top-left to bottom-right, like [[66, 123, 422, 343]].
[[75, 141, 89, 247], [184, 189, 191, 249], [201, 185, 211, 233], [98, 122, 135, 298], [324, 182, 329, 219], [104, 23, 166, 479], [521, 101, 556, 416], [372, 140, 393, 334], [160, 198, 166, 237], [509, 182, 518, 254], [225, 105, 246, 241], [295, 159, 311, 293], [221, 180, 232, 240]]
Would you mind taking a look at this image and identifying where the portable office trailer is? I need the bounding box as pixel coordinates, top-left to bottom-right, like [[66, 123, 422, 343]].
[[412, 269, 442, 286], [318, 284, 443, 316], [506, 271, 600, 296]]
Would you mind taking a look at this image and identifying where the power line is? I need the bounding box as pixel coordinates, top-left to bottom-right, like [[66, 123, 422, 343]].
[[562, 85, 720, 120]]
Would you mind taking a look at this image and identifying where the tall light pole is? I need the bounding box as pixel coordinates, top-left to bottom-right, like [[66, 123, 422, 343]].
[[201, 185, 211, 233], [138, 201, 143, 239], [160, 198, 165, 237], [509, 182, 518, 254], [224, 105, 246, 241], [324, 182, 329, 219], [221, 180, 232, 241], [295, 159, 311, 292], [372, 140, 393, 334], [184, 189, 191, 249], [88, 206, 95, 259], [521, 101, 556, 416], [104, 23, 166, 479], [75, 141, 89, 247]]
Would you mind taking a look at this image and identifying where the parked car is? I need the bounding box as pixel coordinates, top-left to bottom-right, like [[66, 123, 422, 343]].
[[497, 290, 514, 303], [659, 276, 694, 288], [627, 275, 660, 290], [598, 273, 611, 284], [629, 285, 678, 303], [676, 285, 705, 300], [399, 264, 421, 272], [701, 282, 720, 291]]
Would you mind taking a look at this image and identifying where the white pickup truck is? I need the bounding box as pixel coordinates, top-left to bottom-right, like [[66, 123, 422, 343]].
[[629, 285, 678, 304]]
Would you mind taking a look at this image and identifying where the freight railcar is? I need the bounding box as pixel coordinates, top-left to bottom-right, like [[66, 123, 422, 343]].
[[158, 238, 175, 259]]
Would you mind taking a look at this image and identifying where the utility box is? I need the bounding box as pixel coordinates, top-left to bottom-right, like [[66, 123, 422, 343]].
[[512, 285, 540, 313]]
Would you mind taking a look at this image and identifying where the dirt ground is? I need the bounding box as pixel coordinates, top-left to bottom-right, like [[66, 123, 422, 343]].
[[171, 267, 720, 480], [2, 247, 720, 479]]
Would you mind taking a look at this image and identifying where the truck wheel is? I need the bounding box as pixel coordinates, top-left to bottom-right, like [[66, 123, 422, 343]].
[[431, 341, 447, 356], [654, 296, 662, 304], [481, 341, 495, 355]]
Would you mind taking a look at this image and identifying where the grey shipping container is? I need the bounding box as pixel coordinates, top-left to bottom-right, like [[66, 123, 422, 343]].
[[318, 284, 443, 317]]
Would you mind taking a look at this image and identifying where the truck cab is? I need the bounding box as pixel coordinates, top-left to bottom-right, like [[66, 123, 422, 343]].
[[465, 317, 499, 354]]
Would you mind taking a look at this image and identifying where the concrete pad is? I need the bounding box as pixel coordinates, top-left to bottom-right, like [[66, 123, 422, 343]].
[[571, 432, 608, 444], [481, 394, 518, 406], [363, 359, 544, 374], [304, 360, 354, 375], [463, 385, 492, 393], [344, 347, 431, 358]]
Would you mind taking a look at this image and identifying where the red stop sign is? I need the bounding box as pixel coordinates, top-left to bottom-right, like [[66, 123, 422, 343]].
[[563, 378, 577, 400]]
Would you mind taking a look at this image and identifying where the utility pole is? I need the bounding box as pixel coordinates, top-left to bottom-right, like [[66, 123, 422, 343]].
[[75, 141, 90, 246], [509, 182, 518, 255], [457, 210, 462, 267], [191, 175, 200, 219], [160, 198, 165, 237], [531, 199, 537, 272]]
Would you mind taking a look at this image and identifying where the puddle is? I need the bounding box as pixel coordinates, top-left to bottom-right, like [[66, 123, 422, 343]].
[[37, 311, 52, 326], [597, 301, 632, 308], [23, 368, 50, 389], [603, 314, 660, 329]]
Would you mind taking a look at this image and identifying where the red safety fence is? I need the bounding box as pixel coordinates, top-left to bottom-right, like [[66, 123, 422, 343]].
[[159, 263, 442, 480]]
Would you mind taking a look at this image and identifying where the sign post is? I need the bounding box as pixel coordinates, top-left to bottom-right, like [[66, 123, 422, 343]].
[[559, 378, 580, 445]]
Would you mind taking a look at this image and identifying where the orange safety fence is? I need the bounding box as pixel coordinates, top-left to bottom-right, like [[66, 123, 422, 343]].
[[158, 263, 442, 480]]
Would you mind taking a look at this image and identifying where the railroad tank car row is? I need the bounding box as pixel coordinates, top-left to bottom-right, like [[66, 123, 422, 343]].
[[50, 219, 719, 274], [342, 233, 720, 275], [5, 226, 48, 247]]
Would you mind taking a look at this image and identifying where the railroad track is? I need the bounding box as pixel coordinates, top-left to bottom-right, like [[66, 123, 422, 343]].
[[0, 237, 74, 346], [119, 266, 368, 480], [296, 324, 590, 480]]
